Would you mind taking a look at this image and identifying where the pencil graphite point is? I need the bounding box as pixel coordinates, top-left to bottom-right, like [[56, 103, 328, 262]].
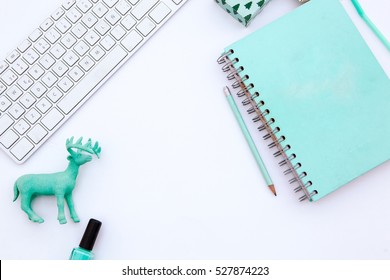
[[269, 184, 277, 196]]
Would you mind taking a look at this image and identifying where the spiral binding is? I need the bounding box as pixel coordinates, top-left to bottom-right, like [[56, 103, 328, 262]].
[[218, 50, 318, 201]]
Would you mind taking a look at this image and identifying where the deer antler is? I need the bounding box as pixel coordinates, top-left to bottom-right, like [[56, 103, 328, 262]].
[[66, 137, 101, 158]]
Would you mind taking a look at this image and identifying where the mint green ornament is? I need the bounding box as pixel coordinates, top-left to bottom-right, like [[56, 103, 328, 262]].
[[13, 137, 101, 224]]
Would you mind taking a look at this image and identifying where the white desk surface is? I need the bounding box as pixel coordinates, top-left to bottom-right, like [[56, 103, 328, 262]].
[[0, 0, 389, 260]]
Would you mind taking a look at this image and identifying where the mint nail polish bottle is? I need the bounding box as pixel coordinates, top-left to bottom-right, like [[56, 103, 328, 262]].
[[70, 218, 102, 260]]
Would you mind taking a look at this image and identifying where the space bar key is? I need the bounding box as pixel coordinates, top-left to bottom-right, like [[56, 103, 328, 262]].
[[58, 46, 128, 115]]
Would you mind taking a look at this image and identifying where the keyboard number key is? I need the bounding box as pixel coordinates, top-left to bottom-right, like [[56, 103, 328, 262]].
[[24, 49, 40, 65], [56, 18, 72, 33], [77, 0, 93, 13], [92, 3, 108, 18], [0, 130, 19, 148], [18, 40, 32, 53], [66, 8, 82, 23], [28, 124, 48, 144]]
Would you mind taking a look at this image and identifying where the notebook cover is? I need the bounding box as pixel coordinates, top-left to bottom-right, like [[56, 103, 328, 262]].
[[225, 0, 390, 201]]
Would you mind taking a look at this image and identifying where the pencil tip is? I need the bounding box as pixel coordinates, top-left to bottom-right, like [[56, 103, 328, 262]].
[[268, 184, 277, 196]]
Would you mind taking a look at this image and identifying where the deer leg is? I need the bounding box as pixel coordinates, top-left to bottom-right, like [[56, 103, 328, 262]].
[[65, 193, 80, 223], [56, 195, 67, 224], [21, 194, 44, 223]]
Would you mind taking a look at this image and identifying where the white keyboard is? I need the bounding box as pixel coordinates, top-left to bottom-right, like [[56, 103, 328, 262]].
[[0, 0, 187, 163]]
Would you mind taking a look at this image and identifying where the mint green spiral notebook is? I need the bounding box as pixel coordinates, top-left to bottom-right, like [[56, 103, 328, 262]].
[[218, 0, 390, 201]]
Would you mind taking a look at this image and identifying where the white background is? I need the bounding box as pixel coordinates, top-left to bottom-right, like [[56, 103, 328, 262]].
[[0, 0, 389, 260]]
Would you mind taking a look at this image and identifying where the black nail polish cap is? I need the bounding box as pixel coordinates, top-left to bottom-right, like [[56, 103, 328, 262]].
[[79, 218, 102, 251]]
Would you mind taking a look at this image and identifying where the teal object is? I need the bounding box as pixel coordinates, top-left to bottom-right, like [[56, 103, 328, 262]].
[[13, 137, 101, 224], [224, 0, 390, 201], [351, 0, 390, 51], [224, 87, 276, 196], [70, 219, 102, 260]]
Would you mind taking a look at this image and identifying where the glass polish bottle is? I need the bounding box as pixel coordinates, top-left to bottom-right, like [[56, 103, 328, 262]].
[[70, 218, 102, 260]]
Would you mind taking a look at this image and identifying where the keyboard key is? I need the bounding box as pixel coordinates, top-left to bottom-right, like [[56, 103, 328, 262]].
[[45, 28, 61, 44], [40, 18, 54, 31], [92, 2, 108, 18], [61, 34, 77, 49], [14, 119, 31, 135], [149, 2, 171, 24], [23, 49, 40, 64], [69, 66, 84, 82], [0, 114, 14, 135], [41, 108, 64, 130], [10, 138, 34, 160], [30, 82, 47, 98], [9, 103, 25, 119], [0, 82, 6, 94], [58, 46, 127, 114], [131, 0, 158, 20], [121, 30, 143, 52], [20, 93, 36, 109], [42, 72, 58, 87], [100, 35, 115, 51], [39, 54, 56, 69], [29, 29, 43, 42], [103, 0, 119, 8], [53, 61, 69, 77], [63, 0, 76, 10], [79, 56, 95, 71], [85, 30, 100, 46], [56, 18, 72, 33], [137, 17, 155, 36], [27, 124, 48, 144], [17, 75, 34, 91], [116, 0, 131, 15], [105, 10, 121, 25], [6, 50, 20, 64], [36, 97, 52, 113], [52, 8, 65, 20], [25, 108, 41, 124], [6, 85, 23, 101], [1, 70, 18, 85], [50, 44, 66, 59], [0, 61, 8, 74], [18, 40, 32, 53], [121, 15, 136, 30], [0, 96, 11, 112], [90, 45, 106, 61], [47, 87, 63, 103], [28, 64, 45, 80], [14, 119, 30, 135], [95, 20, 111, 36], [58, 76, 74, 92], [63, 51, 79, 67], [110, 25, 125, 40], [66, 8, 82, 23], [72, 23, 88, 38], [77, 0, 93, 13], [0, 130, 19, 148], [74, 41, 90, 56], [12, 59, 29, 75], [35, 38, 51, 54], [82, 12, 98, 28]]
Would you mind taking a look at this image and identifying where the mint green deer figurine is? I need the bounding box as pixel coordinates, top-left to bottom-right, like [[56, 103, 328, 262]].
[[13, 137, 101, 224]]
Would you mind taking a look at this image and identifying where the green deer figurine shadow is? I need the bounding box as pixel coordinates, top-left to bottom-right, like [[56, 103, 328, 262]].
[[13, 137, 101, 224]]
